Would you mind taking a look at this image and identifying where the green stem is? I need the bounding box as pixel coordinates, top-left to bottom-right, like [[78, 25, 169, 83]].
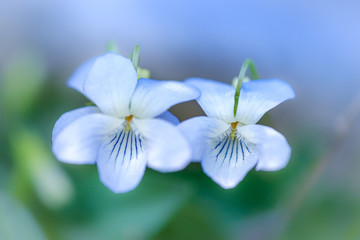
[[130, 45, 140, 71], [248, 61, 259, 80], [233, 59, 258, 116]]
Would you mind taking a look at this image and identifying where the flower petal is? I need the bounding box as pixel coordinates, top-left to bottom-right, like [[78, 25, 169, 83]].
[[155, 111, 180, 125], [178, 116, 229, 162], [52, 106, 100, 142], [236, 79, 295, 124], [201, 127, 258, 189], [130, 78, 200, 119], [185, 78, 236, 123], [239, 125, 291, 171], [83, 53, 138, 117], [67, 56, 97, 94], [96, 127, 147, 193], [52, 113, 121, 164], [133, 118, 191, 172]]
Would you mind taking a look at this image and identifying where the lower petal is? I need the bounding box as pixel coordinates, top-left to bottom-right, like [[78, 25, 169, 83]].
[[178, 116, 229, 162], [97, 127, 147, 193], [239, 125, 291, 171], [52, 106, 100, 142], [202, 133, 258, 189], [134, 118, 191, 172], [52, 113, 121, 164]]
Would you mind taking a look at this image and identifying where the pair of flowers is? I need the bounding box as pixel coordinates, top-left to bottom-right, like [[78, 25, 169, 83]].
[[52, 51, 295, 193]]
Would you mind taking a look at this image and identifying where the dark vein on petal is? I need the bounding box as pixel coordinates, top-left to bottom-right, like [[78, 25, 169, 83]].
[[244, 142, 251, 153], [129, 131, 133, 162], [240, 140, 245, 161], [110, 131, 122, 156], [216, 137, 228, 161], [221, 138, 232, 166], [134, 133, 138, 158], [108, 133, 118, 145], [115, 131, 126, 163], [236, 139, 239, 164], [229, 138, 236, 165], [123, 131, 130, 164], [138, 135, 143, 150], [213, 139, 223, 150]]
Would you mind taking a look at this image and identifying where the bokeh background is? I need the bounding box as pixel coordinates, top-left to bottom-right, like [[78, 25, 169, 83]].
[[1, 0, 360, 239]]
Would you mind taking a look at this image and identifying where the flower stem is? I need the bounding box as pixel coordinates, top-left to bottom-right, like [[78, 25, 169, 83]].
[[130, 45, 140, 71], [105, 41, 119, 53], [233, 59, 258, 116]]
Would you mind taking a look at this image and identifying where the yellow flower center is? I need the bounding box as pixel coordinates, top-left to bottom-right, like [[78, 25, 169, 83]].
[[125, 115, 133, 131], [230, 121, 238, 139]]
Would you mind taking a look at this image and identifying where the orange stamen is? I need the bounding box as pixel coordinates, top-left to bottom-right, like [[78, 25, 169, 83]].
[[125, 115, 133, 123], [125, 115, 133, 131], [231, 121, 238, 139]]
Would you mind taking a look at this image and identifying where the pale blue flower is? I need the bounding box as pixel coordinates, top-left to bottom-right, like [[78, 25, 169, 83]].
[[52, 53, 199, 193], [179, 78, 295, 189]]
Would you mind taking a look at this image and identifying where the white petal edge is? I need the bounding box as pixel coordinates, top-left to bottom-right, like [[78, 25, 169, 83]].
[[185, 78, 236, 123], [130, 78, 200, 119], [134, 118, 192, 172], [52, 106, 100, 142], [83, 53, 138, 117], [52, 113, 122, 164], [96, 127, 147, 193], [67, 56, 98, 94], [239, 124, 291, 171], [236, 79, 295, 124], [155, 111, 180, 125], [201, 124, 258, 189], [178, 116, 229, 162]]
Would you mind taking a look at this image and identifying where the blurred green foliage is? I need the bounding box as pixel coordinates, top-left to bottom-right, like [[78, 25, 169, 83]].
[[0, 51, 46, 118], [0, 192, 47, 240], [0, 51, 359, 240]]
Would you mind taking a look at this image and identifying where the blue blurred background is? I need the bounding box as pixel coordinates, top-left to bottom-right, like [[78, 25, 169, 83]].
[[0, 0, 360, 239]]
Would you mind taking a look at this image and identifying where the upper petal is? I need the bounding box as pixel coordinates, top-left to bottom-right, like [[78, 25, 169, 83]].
[[239, 124, 291, 171], [67, 56, 98, 94], [201, 126, 258, 189], [236, 79, 295, 124], [52, 106, 100, 142], [96, 126, 147, 193], [178, 116, 229, 162], [52, 112, 121, 164], [133, 118, 192, 172], [83, 53, 138, 117], [185, 78, 236, 123], [130, 78, 200, 119]]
